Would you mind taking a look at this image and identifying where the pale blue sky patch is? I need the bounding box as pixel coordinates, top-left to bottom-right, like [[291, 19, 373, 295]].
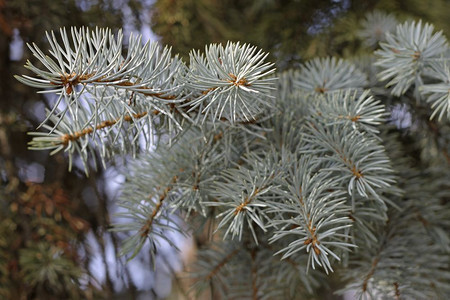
[[9, 28, 24, 61]]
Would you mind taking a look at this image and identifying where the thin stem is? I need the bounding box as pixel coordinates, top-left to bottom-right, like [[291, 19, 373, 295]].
[[61, 111, 152, 146], [205, 248, 240, 281], [139, 175, 178, 237], [55, 72, 176, 100]]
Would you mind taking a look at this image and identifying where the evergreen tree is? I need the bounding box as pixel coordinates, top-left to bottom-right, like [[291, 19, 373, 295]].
[[17, 11, 450, 299]]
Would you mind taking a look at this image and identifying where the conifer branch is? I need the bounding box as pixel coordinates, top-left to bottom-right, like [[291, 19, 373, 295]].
[[205, 248, 240, 281], [60, 111, 151, 146], [15, 17, 450, 299], [139, 174, 179, 238], [362, 256, 379, 292], [53, 71, 178, 100], [234, 186, 263, 215]]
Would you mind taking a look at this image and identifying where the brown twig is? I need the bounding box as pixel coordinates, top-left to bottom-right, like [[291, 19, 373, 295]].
[[394, 282, 400, 300], [206, 248, 240, 281], [303, 219, 321, 255], [52, 71, 265, 148], [234, 189, 258, 215], [362, 257, 379, 292], [55, 72, 176, 100], [227, 73, 251, 87], [139, 175, 178, 237], [60, 111, 152, 146]]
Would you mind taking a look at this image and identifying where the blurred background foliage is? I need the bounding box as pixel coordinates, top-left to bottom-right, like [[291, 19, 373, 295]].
[[0, 0, 449, 299], [0, 0, 148, 299], [151, 0, 450, 67]]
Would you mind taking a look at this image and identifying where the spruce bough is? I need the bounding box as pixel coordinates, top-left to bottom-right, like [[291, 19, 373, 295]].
[[17, 12, 450, 299]]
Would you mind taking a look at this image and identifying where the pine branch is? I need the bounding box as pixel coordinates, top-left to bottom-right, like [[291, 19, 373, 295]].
[[205, 248, 240, 281], [303, 123, 395, 201], [310, 89, 388, 135], [14, 16, 450, 299], [376, 20, 449, 96], [49, 71, 178, 101], [59, 111, 151, 146], [420, 60, 450, 121], [189, 242, 242, 299], [358, 11, 398, 48], [293, 57, 368, 94], [139, 174, 179, 238], [206, 151, 282, 243], [268, 156, 354, 274], [185, 42, 277, 124], [17, 28, 277, 174]]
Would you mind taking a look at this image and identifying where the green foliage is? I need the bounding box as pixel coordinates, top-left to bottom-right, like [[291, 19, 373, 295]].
[[0, 184, 95, 299], [17, 12, 450, 300], [150, 0, 353, 64], [150, 0, 450, 65], [19, 242, 82, 293]]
